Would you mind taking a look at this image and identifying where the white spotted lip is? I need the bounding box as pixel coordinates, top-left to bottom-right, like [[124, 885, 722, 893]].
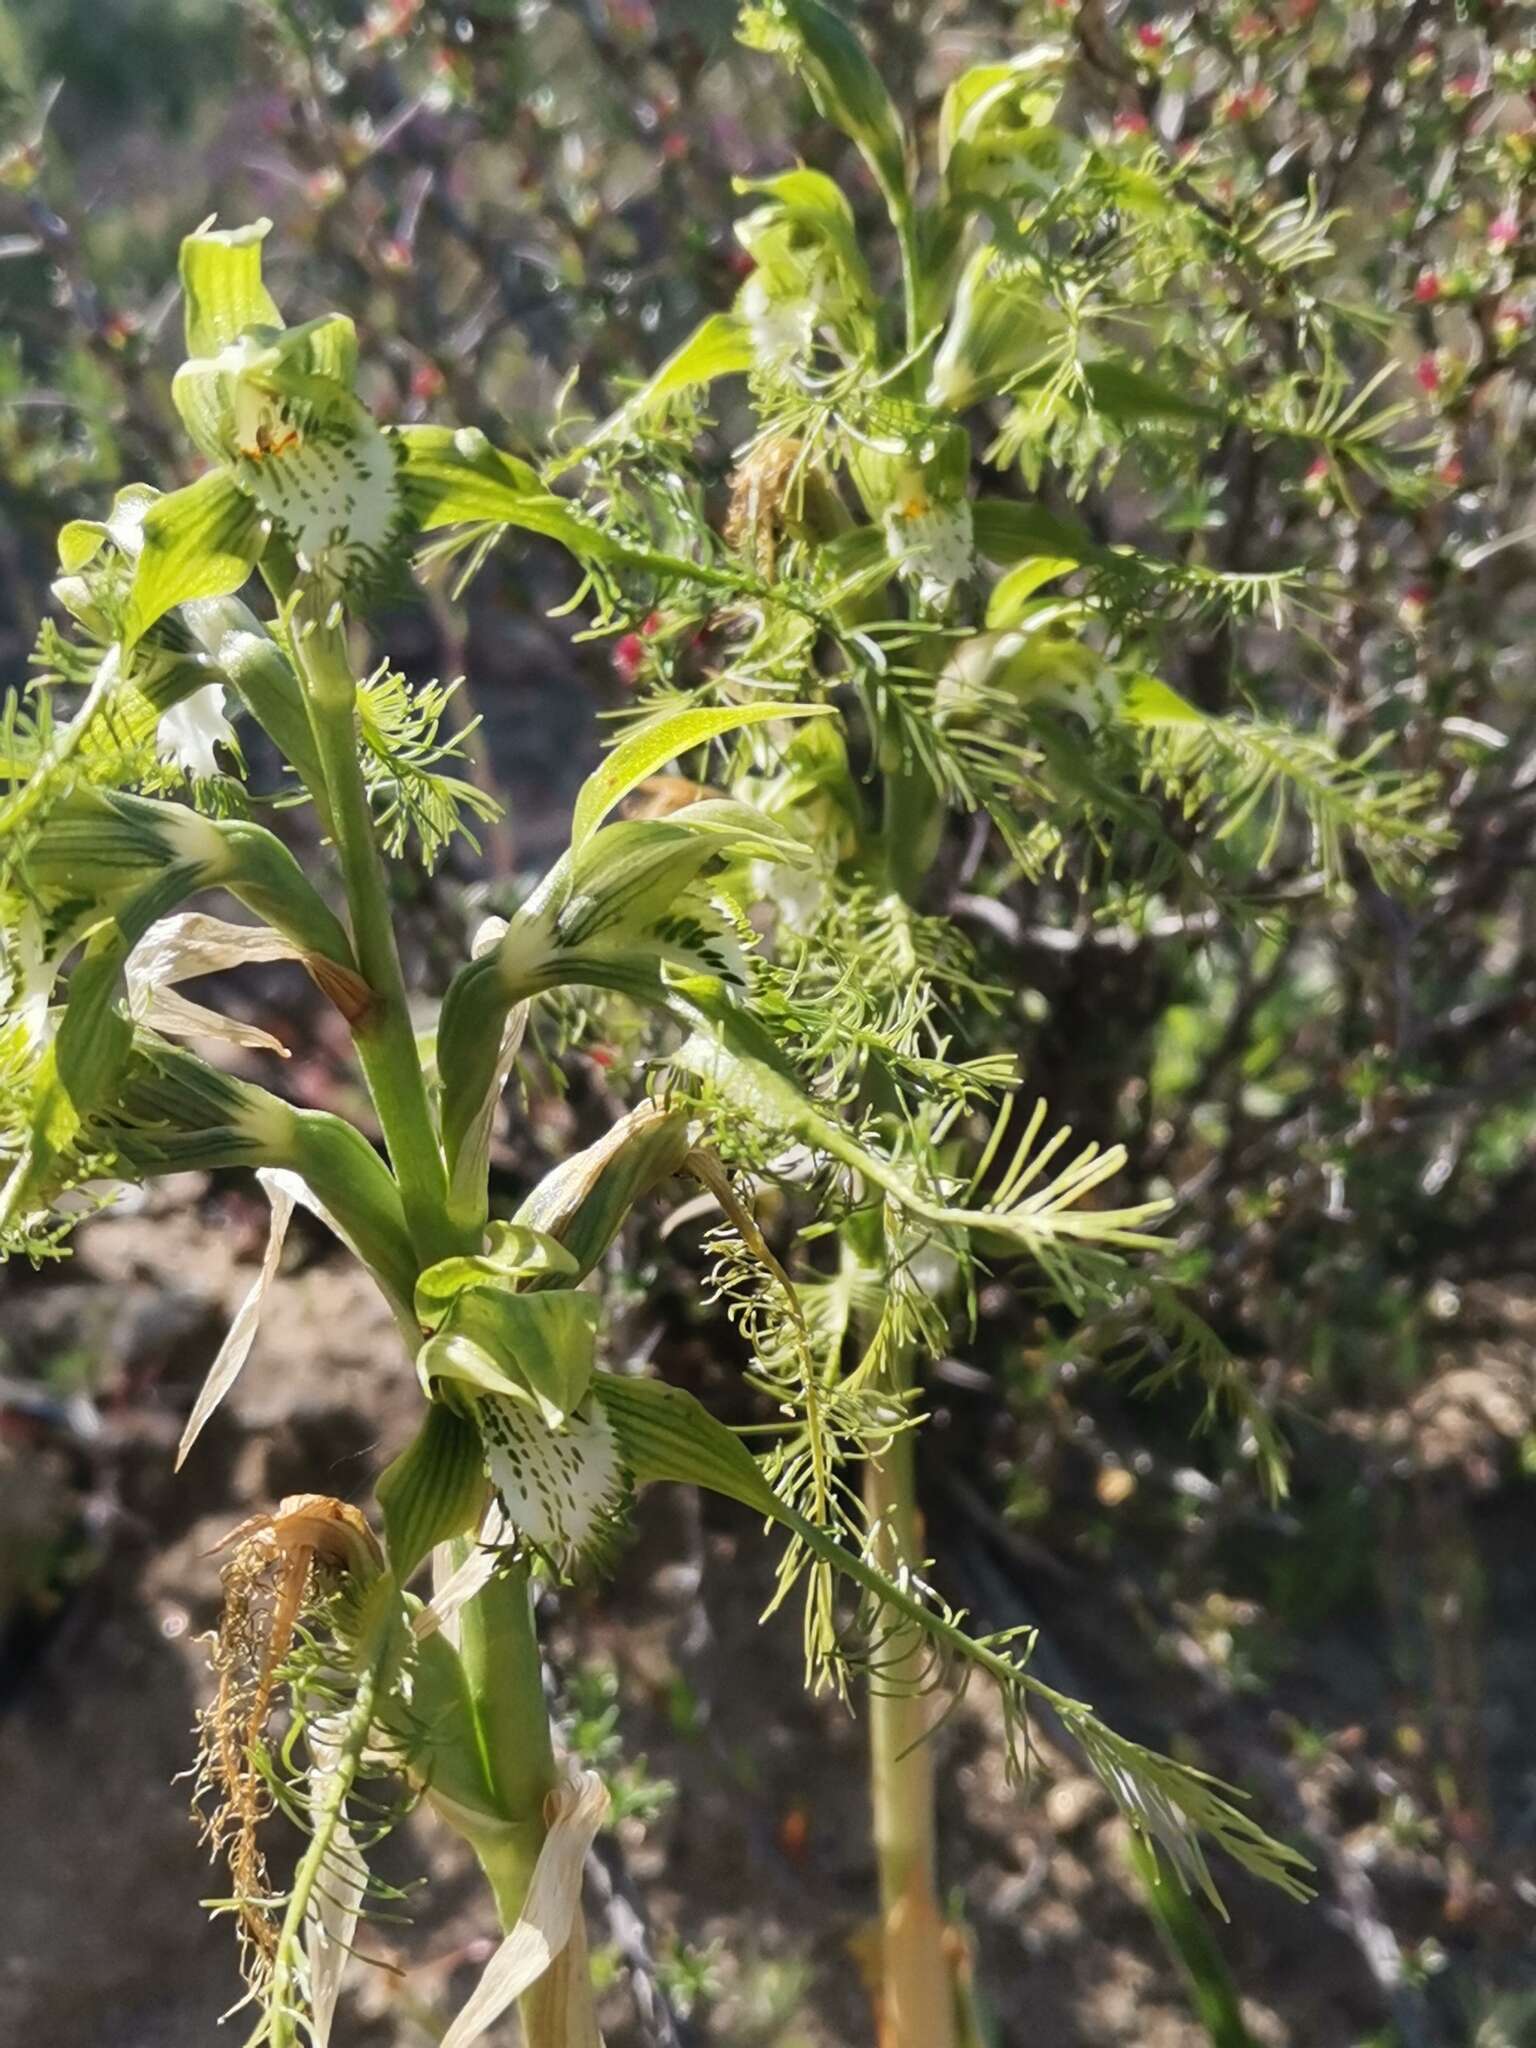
[[479, 1392, 624, 1573]]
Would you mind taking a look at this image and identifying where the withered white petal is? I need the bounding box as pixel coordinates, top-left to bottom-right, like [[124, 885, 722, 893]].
[[416, 1525, 502, 1648], [127, 911, 302, 1054], [437, 1766, 609, 2048], [174, 1167, 295, 1469], [304, 1720, 370, 2048], [134, 984, 290, 1057], [470, 914, 509, 959]]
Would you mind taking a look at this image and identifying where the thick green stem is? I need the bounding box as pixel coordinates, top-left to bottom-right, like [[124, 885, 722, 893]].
[[290, 600, 459, 1266], [862, 1345, 957, 2048], [454, 1554, 602, 2046]]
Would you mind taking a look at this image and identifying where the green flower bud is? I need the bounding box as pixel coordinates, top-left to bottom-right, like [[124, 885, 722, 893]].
[[740, 0, 911, 222], [927, 248, 1064, 412]]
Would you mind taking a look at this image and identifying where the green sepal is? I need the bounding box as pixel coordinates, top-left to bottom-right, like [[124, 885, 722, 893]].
[[378, 1403, 489, 1582], [90, 1042, 416, 1314], [288, 1112, 418, 1317], [122, 470, 266, 651], [596, 1369, 778, 1515], [512, 1103, 694, 1284], [443, 1289, 600, 1429], [24, 784, 224, 908], [648, 796, 817, 867], [0, 869, 202, 1227], [734, 167, 869, 295], [732, 166, 878, 353], [417, 1329, 520, 1404], [415, 1228, 580, 1328], [421, 1291, 601, 1431], [212, 815, 357, 965], [24, 787, 355, 1002], [927, 246, 1065, 412], [437, 815, 742, 1189], [434, 951, 515, 1209], [844, 406, 971, 527], [171, 313, 360, 466], [739, 0, 911, 228], [937, 48, 1068, 210], [938, 50, 1064, 172], [180, 217, 283, 357]]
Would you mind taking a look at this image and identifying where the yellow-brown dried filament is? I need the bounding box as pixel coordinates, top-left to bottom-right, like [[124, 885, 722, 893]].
[[725, 433, 807, 577], [193, 1496, 381, 1991]]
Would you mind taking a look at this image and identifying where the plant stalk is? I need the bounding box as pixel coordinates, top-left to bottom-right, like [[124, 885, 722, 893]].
[[454, 1552, 602, 2046], [289, 599, 459, 1266], [863, 1342, 957, 2048]]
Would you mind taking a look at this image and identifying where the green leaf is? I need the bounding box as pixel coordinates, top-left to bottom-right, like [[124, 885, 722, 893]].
[[122, 470, 265, 650], [986, 555, 1078, 627], [1121, 674, 1205, 727], [180, 218, 282, 357], [572, 700, 834, 848], [594, 1369, 1311, 1912], [972, 497, 1099, 568], [398, 425, 735, 587], [1075, 360, 1217, 426], [584, 313, 752, 452], [377, 1404, 488, 1582]]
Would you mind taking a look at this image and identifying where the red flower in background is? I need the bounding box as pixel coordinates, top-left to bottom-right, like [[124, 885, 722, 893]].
[[612, 633, 646, 686]]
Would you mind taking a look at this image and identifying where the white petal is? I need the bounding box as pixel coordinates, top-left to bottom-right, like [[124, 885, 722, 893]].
[[883, 496, 975, 607], [174, 1168, 295, 1469], [129, 910, 303, 989], [304, 1722, 370, 2048], [743, 278, 816, 366], [446, 1000, 527, 1220], [438, 1767, 609, 2048], [127, 911, 304, 1054], [134, 984, 290, 1056], [415, 1527, 501, 1647], [156, 683, 234, 779], [481, 1395, 622, 1572]]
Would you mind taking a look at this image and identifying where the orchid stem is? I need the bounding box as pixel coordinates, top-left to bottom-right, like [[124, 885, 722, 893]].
[[289, 596, 461, 1268]]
